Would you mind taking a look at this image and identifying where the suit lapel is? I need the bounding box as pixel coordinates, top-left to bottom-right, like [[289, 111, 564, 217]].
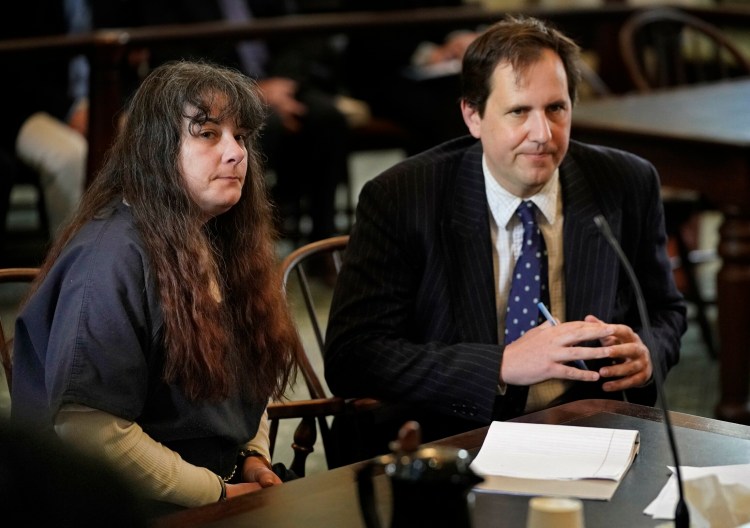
[[560, 153, 621, 323], [444, 142, 499, 344]]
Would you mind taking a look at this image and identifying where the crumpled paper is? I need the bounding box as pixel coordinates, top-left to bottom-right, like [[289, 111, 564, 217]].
[[645, 464, 750, 527], [684, 474, 750, 528]]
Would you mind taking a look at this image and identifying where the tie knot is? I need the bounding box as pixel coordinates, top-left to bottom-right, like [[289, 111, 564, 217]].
[[516, 201, 537, 225]]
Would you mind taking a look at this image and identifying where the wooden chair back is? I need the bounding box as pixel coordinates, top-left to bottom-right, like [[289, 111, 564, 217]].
[[619, 7, 750, 92], [279, 235, 348, 399], [267, 235, 379, 476], [0, 267, 39, 392]]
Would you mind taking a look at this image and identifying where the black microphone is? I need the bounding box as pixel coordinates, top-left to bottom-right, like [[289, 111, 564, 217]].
[[593, 214, 689, 528]]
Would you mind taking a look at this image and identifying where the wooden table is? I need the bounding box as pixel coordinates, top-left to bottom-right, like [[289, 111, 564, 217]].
[[153, 399, 750, 528], [571, 79, 750, 425]]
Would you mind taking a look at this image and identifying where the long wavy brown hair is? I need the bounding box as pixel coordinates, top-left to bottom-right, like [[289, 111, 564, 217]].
[[30, 60, 297, 403]]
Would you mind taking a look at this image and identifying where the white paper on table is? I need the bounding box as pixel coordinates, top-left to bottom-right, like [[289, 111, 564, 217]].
[[470, 421, 639, 500], [644, 464, 750, 521]]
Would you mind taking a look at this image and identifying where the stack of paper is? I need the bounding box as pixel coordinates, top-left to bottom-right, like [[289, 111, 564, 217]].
[[470, 421, 640, 501]]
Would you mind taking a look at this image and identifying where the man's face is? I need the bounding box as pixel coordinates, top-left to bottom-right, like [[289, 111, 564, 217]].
[[461, 48, 572, 198]]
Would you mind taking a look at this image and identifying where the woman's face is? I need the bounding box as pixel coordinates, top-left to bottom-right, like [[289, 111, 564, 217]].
[[178, 95, 249, 220]]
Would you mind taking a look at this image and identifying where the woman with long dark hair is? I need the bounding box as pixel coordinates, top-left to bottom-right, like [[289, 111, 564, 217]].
[[11, 60, 297, 511]]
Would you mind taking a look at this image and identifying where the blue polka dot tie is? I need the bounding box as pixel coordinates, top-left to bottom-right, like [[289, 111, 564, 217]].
[[504, 201, 549, 344]]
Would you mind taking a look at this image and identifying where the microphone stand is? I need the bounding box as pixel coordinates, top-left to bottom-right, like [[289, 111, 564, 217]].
[[593, 215, 690, 528]]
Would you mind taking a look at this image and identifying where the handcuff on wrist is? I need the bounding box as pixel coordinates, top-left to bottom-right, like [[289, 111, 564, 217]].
[[222, 449, 272, 484], [237, 449, 273, 471], [217, 450, 272, 502]]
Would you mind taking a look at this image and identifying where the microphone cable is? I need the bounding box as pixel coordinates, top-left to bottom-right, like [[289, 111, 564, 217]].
[[594, 214, 689, 528]]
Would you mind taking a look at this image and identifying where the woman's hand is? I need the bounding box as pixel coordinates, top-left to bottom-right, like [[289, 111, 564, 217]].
[[223, 454, 282, 499], [242, 455, 282, 488]]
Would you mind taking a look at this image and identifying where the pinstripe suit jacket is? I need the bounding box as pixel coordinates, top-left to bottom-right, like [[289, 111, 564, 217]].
[[325, 136, 686, 427]]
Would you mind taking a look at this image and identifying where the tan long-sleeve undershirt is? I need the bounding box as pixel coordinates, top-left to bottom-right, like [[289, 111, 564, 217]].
[[55, 404, 271, 507]]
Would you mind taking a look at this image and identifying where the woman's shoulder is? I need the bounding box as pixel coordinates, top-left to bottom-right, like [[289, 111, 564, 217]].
[[54, 201, 151, 285]]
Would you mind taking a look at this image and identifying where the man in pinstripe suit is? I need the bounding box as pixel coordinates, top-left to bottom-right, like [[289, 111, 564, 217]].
[[324, 16, 686, 463]]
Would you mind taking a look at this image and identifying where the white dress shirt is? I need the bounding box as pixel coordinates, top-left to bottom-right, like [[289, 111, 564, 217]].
[[483, 155, 571, 412]]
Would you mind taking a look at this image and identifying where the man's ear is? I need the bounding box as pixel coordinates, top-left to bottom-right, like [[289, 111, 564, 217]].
[[460, 100, 481, 139]]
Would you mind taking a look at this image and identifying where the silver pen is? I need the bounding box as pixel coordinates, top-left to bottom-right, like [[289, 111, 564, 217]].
[[537, 301, 588, 371]]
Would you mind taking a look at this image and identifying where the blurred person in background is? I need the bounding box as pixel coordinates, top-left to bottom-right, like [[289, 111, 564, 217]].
[[0, 0, 89, 241], [341, 0, 481, 154]]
